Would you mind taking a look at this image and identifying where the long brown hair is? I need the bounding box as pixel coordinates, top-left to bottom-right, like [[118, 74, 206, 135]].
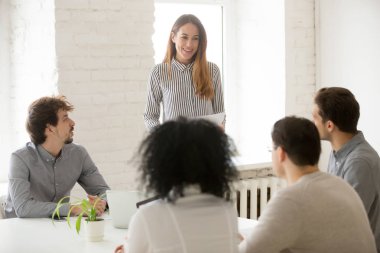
[[163, 14, 214, 99]]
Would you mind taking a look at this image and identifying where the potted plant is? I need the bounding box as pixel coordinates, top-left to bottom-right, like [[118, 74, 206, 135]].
[[52, 195, 105, 242]]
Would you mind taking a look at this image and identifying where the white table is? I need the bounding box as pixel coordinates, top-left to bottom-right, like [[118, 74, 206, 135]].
[[0, 216, 256, 252]]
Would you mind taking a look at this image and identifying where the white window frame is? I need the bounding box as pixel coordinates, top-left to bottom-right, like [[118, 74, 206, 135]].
[[0, 0, 11, 183], [154, 0, 286, 165]]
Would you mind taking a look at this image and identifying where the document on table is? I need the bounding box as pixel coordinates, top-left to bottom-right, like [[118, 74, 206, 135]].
[[195, 112, 225, 125]]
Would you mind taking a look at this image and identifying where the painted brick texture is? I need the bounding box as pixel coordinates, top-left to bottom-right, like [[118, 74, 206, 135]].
[[55, 0, 154, 194]]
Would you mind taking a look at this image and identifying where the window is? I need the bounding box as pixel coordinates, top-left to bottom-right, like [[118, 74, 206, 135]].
[[153, 0, 285, 164], [0, 0, 11, 182], [0, 1, 57, 183]]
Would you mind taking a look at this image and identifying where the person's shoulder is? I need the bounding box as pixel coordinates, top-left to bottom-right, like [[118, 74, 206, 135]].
[[327, 173, 366, 199], [207, 61, 221, 76], [313, 172, 358, 193], [350, 142, 378, 160], [300, 171, 345, 187], [152, 62, 169, 72], [149, 62, 169, 78], [207, 61, 220, 70], [10, 142, 40, 167], [343, 141, 379, 171], [139, 198, 164, 211], [318, 171, 345, 183], [12, 142, 37, 157], [142, 198, 174, 212], [278, 173, 330, 197], [135, 199, 167, 220]]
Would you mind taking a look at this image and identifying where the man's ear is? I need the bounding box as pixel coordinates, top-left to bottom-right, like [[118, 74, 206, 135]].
[[277, 146, 286, 163], [45, 124, 55, 135], [326, 120, 335, 133]]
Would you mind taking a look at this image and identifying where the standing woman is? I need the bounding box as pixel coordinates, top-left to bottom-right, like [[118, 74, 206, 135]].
[[144, 14, 225, 131]]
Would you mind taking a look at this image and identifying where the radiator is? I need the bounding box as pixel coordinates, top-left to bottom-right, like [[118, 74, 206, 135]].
[[234, 177, 286, 219]]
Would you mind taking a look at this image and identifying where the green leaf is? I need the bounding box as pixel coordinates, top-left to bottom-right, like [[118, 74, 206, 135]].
[[51, 196, 71, 225], [76, 213, 83, 234], [89, 207, 96, 221], [51, 194, 104, 234], [67, 205, 75, 229]]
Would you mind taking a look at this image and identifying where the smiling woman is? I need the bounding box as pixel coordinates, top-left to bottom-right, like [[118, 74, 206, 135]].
[[153, 0, 286, 163], [144, 14, 226, 131]]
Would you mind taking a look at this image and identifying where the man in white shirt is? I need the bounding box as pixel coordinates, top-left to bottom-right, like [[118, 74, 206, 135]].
[[239, 116, 376, 253]]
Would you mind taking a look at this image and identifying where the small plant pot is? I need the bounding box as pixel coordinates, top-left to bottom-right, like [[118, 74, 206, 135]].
[[83, 218, 105, 242]]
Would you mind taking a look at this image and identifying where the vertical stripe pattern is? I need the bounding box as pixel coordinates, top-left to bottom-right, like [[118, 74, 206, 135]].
[[143, 58, 225, 130]]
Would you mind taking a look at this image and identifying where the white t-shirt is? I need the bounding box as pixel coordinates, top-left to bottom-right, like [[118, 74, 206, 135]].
[[125, 191, 239, 253], [239, 171, 376, 253]]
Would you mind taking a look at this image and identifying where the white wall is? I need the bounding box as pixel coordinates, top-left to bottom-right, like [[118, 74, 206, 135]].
[[316, 0, 380, 167], [285, 0, 316, 118], [54, 0, 154, 194]]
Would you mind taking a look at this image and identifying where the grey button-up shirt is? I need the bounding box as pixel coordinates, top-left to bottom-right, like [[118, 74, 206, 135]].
[[328, 131, 380, 252], [5, 142, 110, 218]]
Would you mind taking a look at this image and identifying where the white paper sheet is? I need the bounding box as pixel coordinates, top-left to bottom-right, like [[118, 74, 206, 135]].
[[195, 112, 225, 125]]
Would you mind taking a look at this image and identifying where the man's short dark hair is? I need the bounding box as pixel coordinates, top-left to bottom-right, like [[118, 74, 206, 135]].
[[314, 87, 360, 134], [137, 117, 237, 202], [26, 95, 74, 144], [272, 116, 321, 166]]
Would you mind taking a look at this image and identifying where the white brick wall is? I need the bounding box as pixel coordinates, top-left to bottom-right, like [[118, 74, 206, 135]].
[[285, 0, 316, 118], [55, 0, 154, 195]]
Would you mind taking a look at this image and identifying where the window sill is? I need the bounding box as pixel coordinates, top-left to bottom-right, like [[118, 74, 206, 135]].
[[233, 156, 273, 180]]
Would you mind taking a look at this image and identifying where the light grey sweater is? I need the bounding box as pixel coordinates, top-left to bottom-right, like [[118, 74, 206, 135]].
[[239, 171, 376, 253]]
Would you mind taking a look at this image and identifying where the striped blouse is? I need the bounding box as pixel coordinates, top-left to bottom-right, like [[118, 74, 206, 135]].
[[143, 58, 225, 130]]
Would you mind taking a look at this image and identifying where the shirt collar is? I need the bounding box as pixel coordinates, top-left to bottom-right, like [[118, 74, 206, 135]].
[[334, 131, 364, 160], [36, 144, 56, 163], [36, 144, 67, 162], [171, 58, 194, 72]]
